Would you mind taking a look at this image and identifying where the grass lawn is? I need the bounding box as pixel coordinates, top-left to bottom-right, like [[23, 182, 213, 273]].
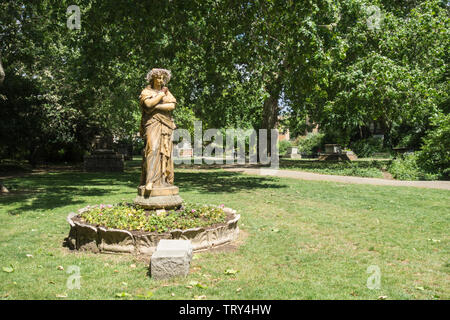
[[0, 159, 449, 300]]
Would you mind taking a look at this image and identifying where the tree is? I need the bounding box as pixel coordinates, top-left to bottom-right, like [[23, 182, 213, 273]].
[[291, 0, 449, 148]]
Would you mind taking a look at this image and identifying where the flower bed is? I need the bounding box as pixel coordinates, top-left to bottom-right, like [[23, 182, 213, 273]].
[[79, 202, 228, 233], [65, 203, 240, 255]]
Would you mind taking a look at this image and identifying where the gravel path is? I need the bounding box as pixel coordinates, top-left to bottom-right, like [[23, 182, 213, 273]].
[[224, 167, 450, 190]]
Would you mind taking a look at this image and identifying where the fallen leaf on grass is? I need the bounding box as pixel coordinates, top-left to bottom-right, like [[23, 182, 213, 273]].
[[196, 283, 208, 289], [115, 292, 132, 298], [224, 269, 238, 275], [415, 286, 425, 291], [2, 267, 14, 273], [130, 264, 136, 269], [136, 291, 153, 298]]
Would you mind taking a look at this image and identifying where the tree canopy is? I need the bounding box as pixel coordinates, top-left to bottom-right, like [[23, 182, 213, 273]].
[[0, 0, 448, 171]]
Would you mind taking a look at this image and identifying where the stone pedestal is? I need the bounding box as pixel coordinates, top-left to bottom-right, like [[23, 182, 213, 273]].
[[134, 185, 183, 209], [318, 144, 357, 161], [150, 240, 193, 280], [83, 149, 124, 172], [284, 147, 302, 159]]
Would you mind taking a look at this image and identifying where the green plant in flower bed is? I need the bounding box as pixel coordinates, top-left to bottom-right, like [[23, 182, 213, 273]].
[[79, 203, 228, 233]]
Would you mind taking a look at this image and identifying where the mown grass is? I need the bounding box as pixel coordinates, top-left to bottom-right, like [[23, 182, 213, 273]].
[[0, 160, 449, 300]]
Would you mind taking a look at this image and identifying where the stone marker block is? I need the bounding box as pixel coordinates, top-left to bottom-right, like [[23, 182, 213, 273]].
[[157, 239, 193, 258], [150, 240, 193, 280]]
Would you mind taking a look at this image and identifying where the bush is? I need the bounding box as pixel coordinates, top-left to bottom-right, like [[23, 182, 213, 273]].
[[351, 137, 384, 158], [278, 140, 292, 155], [416, 113, 450, 179], [388, 153, 437, 181], [295, 133, 325, 154]]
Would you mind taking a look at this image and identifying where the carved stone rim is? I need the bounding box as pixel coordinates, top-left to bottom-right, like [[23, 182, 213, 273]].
[[65, 207, 240, 255]]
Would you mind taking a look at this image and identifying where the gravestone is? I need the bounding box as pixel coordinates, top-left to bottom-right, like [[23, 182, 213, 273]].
[[116, 141, 133, 160], [325, 144, 341, 154], [319, 144, 357, 161], [84, 135, 124, 172], [284, 146, 302, 159], [150, 240, 193, 280]]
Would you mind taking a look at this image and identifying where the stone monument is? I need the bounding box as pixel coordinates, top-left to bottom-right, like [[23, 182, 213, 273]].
[[134, 68, 183, 209], [318, 144, 357, 161], [83, 135, 124, 172], [284, 146, 302, 159]]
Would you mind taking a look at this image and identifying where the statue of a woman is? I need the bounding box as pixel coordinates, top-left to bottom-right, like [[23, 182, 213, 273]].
[[137, 68, 179, 201]]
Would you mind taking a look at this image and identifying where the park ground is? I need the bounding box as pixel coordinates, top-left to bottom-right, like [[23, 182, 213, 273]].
[[0, 159, 449, 300]]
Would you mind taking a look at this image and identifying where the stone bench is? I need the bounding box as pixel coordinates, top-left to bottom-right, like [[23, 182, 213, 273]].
[[150, 240, 193, 280]]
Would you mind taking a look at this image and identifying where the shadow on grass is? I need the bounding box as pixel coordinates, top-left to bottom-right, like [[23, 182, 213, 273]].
[[175, 170, 284, 193], [0, 164, 285, 213]]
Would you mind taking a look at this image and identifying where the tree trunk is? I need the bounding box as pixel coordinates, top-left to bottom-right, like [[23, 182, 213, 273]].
[[0, 52, 5, 85], [259, 82, 281, 160]]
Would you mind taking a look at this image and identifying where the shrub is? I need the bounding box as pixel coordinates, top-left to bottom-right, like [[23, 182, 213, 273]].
[[278, 140, 292, 155], [296, 133, 325, 154], [351, 137, 384, 158], [416, 113, 450, 179], [388, 153, 437, 181]]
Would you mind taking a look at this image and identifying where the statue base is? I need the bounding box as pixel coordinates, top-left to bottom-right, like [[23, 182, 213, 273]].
[[134, 185, 183, 210]]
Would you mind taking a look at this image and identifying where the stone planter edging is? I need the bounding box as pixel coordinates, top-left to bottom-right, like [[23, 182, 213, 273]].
[[66, 208, 240, 255]]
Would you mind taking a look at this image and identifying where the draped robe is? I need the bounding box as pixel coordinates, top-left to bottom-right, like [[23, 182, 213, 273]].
[[139, 86, 176, 188]]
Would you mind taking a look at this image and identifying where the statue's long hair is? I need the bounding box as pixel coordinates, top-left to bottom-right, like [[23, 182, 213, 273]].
[[146, 68, 171, 87]]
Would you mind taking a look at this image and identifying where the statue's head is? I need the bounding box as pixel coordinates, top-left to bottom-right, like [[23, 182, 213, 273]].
[[146, 68, 171, 88]]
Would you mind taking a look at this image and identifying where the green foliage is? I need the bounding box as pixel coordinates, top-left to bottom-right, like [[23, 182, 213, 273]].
[[280, 158, 387, 178], [278, 140, 292, 155], [295, 133, 325, 154], [416, 113, 450, 179], [79, 203, 227, 233], [1, 0, 448, 170], [351, 137, 384, 158], [388, 153, 437, 181], [295, 0, 449, 150]]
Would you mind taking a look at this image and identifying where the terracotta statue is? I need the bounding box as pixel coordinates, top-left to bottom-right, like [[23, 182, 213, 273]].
[[134, 68, 182, 209]]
